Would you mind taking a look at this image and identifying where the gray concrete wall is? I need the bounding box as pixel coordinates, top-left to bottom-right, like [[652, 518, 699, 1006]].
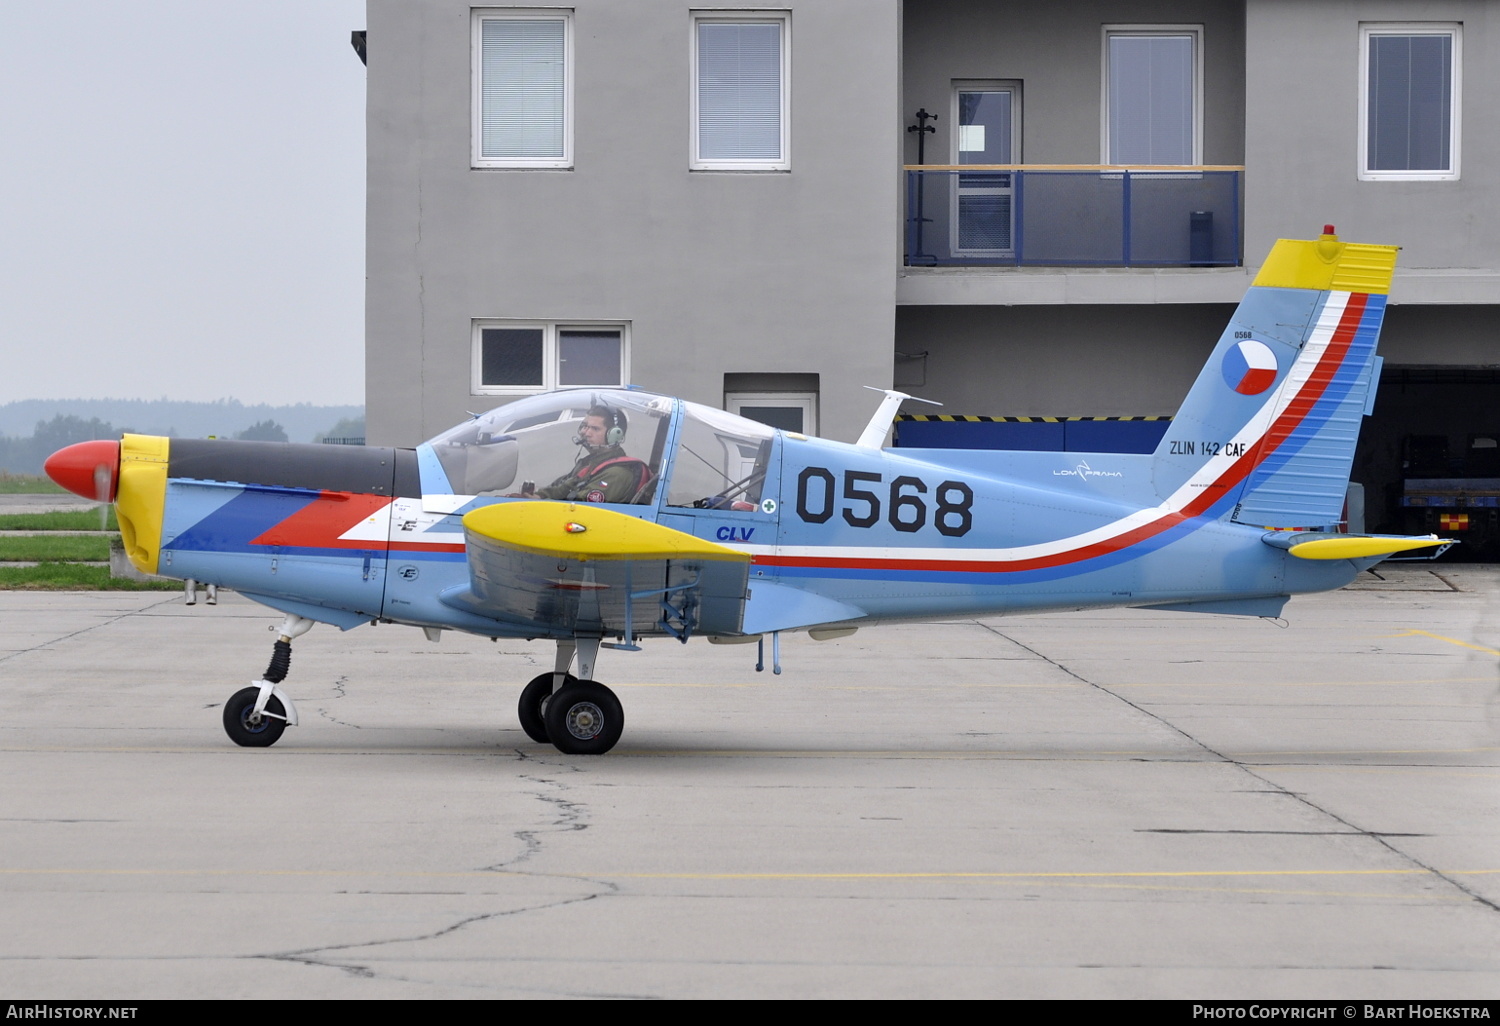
[[894, 304, 1234, 416], [901, 0, 1247, 169], [1244, 0, 1500, 272], [895, 302, 1500, 419], [1380, 304, 1500, 364], [366, 0, 901, 447], [365, 0, 1499, 450]]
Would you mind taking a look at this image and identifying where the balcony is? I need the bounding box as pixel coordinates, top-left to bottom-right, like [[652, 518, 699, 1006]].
[[904, 165, 1243, 268]]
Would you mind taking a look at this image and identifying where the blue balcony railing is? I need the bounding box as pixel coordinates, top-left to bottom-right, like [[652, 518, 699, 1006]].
[[904, 165, 1242, 268]]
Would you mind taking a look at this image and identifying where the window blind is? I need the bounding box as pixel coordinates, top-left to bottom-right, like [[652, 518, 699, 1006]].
[[481, 18, 565, 160], [697, 22, 783, 162], [1108, 34, 1194, 165], [1368, 34, 1451, 172]]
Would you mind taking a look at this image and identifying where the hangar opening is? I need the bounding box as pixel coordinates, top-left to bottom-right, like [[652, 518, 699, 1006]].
[[1356, 367, 1500, 562]]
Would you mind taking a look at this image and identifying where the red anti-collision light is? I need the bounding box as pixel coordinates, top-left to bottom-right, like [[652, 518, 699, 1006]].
[[43, 440, 121, 502]]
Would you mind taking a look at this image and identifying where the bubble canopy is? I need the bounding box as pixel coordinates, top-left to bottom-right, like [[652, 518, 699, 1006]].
[[421, 388, 776, 508]]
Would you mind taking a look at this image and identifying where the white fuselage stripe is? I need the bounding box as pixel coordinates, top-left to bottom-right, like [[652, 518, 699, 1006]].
[[774, 292, 1352, 563]]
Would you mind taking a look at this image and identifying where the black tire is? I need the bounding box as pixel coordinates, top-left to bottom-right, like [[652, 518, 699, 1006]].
[[518, 672, 575, 744], [542, 680, 624, 755], [223, 686, 287, 748]]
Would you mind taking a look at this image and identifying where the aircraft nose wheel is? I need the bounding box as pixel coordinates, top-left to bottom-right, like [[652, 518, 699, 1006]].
[[518, 672, 577, 744], [223, 686, 288, 748], [542, 680, 623, 755]]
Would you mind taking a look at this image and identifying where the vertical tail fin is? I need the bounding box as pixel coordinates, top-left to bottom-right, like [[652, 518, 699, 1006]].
[[1152, 229, 1397, 528]]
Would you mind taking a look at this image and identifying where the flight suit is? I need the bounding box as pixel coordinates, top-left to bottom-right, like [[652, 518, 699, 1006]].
[[536, 445, 649, 503]]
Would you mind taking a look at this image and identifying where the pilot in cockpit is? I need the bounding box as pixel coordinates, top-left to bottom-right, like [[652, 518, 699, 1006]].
[[515, 404, 653, 504]]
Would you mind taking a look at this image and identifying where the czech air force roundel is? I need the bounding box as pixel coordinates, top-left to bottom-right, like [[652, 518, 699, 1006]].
[[1221, 339, 1277, 395]]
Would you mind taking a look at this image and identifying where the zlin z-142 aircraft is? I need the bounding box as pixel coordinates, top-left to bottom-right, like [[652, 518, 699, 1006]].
[[46, 229, 1447, 755]]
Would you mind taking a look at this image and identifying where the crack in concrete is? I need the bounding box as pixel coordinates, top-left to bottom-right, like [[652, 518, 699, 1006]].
[[0, 596, 179, 665], [979, 621, 1500, 915], [254, 893, 611, 987], [249, 756, 627, 994], [489, 770, 593, 871], [315, 676, 361, 729]]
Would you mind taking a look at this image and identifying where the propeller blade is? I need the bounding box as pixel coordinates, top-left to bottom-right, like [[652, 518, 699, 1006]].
[[94, 462, 111, 528]]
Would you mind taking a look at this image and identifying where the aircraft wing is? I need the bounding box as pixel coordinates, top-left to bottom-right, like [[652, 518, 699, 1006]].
[[440, 502, 752, 639]]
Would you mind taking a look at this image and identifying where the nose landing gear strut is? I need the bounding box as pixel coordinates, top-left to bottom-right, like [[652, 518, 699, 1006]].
[[222, 615, 311, 747]]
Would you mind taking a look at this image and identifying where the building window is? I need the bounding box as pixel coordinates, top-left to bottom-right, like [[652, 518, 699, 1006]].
[[692, 12, 790, 170], [472, 10, 572, 169], [1103, 26, 1202, 165], [472, 322, 627, 394], [1360, 24, 1460, 181], [726, 391, 817, 436], [952, 81, 1021, 256]]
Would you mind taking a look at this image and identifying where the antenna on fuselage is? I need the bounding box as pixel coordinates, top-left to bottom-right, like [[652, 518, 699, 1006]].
[[855, 386, 941, 449]]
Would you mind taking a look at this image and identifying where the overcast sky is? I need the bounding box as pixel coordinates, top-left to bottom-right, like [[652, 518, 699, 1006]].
[[0, 1, 367, 407]]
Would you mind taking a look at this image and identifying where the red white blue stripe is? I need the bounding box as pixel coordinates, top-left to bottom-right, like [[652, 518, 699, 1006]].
[[762, 290, 1376, 581]]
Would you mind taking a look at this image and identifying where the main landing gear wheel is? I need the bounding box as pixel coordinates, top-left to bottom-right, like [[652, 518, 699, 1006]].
[[223, 686, 287, 748], [542, 680, 624, 755], [518, 672, 577, 744]]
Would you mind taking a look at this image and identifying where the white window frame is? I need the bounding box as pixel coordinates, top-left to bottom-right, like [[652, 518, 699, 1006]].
[[471, 8, 574, 170], [471, 320, 630, 396], [726, 390, 817, 436], [1359, 23, 1461, 182], [1101, 25, 1203, 166], [690, 11, 791, 171], [950, 81, 1022, 257]]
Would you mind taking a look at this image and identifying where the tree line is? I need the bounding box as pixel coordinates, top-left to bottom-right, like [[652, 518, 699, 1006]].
[[0, 415, 364, 475]]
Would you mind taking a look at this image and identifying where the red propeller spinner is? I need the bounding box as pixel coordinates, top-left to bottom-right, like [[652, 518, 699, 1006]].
[[43, 440, 121, 503]]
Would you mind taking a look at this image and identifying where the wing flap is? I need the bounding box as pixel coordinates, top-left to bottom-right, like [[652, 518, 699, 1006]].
[[451, 502, 751, 637]]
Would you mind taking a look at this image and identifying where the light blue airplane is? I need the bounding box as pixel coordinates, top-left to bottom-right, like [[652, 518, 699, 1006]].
[[45, 228, 1446, 754]]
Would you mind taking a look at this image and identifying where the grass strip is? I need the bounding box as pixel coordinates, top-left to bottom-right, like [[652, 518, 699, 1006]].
[[0, 509, 117, 531], [0, 536, 112, 562], [0, 564, 180, 591], [0, 475, 66, 495]]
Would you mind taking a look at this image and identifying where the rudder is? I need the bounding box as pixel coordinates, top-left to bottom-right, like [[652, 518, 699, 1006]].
[[1151, 229, 1397, 529]]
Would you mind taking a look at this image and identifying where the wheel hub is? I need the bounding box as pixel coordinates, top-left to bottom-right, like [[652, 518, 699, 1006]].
[[564, 701, 605, 740]]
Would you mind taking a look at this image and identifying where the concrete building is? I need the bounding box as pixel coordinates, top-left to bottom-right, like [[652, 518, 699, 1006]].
[[362, 0, 1500, 542]]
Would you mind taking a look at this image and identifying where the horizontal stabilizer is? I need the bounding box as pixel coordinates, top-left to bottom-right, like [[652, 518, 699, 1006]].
[[1261, 532, 1451, 561]]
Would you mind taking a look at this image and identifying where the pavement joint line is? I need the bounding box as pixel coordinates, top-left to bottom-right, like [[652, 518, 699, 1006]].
[[0, 866, 1495, 879], [1237, 746, 1500, 757], [0, 744, 1496, 760], [1250, 764, 1500, 773], [975, 619, 1500, 916], [1108, 676, 1498, 687]]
